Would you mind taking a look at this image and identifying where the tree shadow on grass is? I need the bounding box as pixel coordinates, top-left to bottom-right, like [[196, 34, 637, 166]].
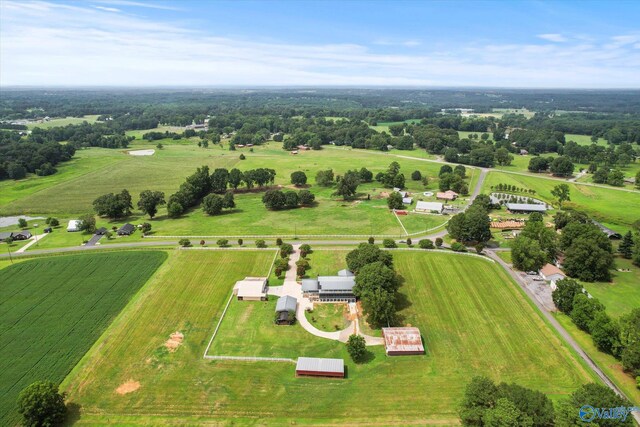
[[64, 402, 82, 426]]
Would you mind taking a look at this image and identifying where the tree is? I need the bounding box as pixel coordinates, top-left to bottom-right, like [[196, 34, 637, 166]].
[[290, 171, 307, 186], [178, 238, 191, 247], [228, 168, 243, 189], [202, 194, 224, 215], [299, 243, 312, 254], [49, 218, 59, 227], [406, 237, 412, 246], [435, 237, 443, 247], [17, 381, 66, 427], [570, 293, 604, 332], [495, 148, 514, 166], [239, 153, 245, 160], [411, 170, 422, 181], [315, 169, 334, 186], [333, 170, 360, 200], [358, 167, 373, 182], [636, 170, 640, 190], [137, 190, 165, 219], [550, 156, 574, 177], [511, 237, 547, 271], [439, 165, 453, 176], [280, 243, 294, 257], [419, 239, 434, 249], [387, 192, 404, 210], [221, 191, 235, 209], [564, 238, 614, 282], [555, 383, 633, 427], [346, 243, 393, 272], [18, 218, 27, 228], [298, 189, 315, 205], [447, 205, 491, 243], [590, 311, 621, 356], [167, 201, 184, 218], [528, 157, 550, 173], [93, 189, 133, 218], [454, 164, 466, 178], [216, 239, 229, 247], [552, 278, 583, 313], [276, 238, 283, 246], [346, 334, 367, 363], [354, 261, 399, 296], [607, 169, 625, 187], [459, 376, 498, 426], [237, 238, 243, 246], [483, 398, 529, 427], [368, 236, 375, 244], [140, 222, 151, 234], [618, 231, 634, 259], [382, 238, 397, 248], [284, 191, 299, 208], [262, 189, 287, 210], [255, 239, 267, 248], [360, 287, 396, 326], [551, 184, 570, 208], [78, 214, 96, 233]]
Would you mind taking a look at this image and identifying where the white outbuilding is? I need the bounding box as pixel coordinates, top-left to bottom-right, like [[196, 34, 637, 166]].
[[67, 220, 82, 232]]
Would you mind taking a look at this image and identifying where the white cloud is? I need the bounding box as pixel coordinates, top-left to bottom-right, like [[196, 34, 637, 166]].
[[92, 0, 182, 11], [94, 6, 121, 13], [1, 1, 639, 88], [537, 33, 568, 43]]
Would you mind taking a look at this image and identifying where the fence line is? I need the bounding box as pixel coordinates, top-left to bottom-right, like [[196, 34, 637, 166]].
[[383, 247, 496, 262], [203, 355, 295, 363]]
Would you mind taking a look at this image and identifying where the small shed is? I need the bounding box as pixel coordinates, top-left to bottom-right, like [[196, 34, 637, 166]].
[[275, 295, 297, 325], [382, 327, 425, 356], [233, 277, 268, 301], [95, 227, 108, 235], [117, 223, 135, 236], [67, 220, 82, 232], [296, 357, 344, 378]]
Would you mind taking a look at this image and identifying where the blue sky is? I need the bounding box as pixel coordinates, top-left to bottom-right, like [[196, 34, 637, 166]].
[[1, 0, 639, 87]]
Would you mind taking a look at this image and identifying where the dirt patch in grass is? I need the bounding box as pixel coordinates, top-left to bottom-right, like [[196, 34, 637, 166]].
[[116, 380, 140, 395], [164, 331, 184, 352]]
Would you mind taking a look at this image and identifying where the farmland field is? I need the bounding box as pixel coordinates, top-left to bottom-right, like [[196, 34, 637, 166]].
[[0, 251, 167, 425], [582, 257, 640, 317], [26, 115, 101, 130], [0, 141, 466, 238], [63, 250, 592, 425], [483, 171, 640, 231]]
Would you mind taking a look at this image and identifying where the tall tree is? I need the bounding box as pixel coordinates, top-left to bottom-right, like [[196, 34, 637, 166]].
[[618, 231, 634, 259], [137, 190, 165, 219], [333, 170, 360, 200], [551, 184, 571, 208]]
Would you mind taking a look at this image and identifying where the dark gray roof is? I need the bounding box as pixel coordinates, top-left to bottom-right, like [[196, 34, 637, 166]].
[[318, 276, 355, 291], [118, 223, 135, 233], [0, 232, 14, 240], [301, 278, 319, 292], [505, 203, 547, 212], [591, 220, 622, 239], [15, 231, 32, 238], [296, 357, 344, 374], [95, 227, 108, 235], [276, 295, 297, 312], [337, 269, 354, 277]]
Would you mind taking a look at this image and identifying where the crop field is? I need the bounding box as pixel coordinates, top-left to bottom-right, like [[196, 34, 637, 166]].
[[63, 250, 591, 425], [26, 115, 101, 130], [1, 141, 468, 238], [0, 251, 167, 425], [483, 171, 640, 231]]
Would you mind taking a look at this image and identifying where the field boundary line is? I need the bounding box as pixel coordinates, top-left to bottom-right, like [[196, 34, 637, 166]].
[[145, 234, 406, 239], [202, 250, 279, 359], [384, 247, 496, 262], [392, 210, 409, 236], [203, 355, 295, 363]]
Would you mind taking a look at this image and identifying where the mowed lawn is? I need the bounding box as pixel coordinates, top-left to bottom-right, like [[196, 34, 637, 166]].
[[0, 251, 167, 425], [64, 250, 592, 426], [483, 171, 640, 231], [582, 258, 640, 318]]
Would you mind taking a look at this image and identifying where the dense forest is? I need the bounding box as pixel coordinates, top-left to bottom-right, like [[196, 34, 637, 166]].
[[1, 88, 639, 180]]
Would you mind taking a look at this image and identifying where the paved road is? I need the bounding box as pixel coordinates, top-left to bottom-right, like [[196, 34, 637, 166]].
[[84, 233, 104, 246], [487, 249, 640, 420]]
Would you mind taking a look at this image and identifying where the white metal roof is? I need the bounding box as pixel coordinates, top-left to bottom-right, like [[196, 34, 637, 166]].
[[415, 201, 443, 212], [234, 277, 267, 298], [296, 357, 344, 373], [505, 203, 547, 212]]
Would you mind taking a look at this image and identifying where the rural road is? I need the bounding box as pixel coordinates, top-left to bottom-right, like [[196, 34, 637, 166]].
[[486, 250, 640, 421]]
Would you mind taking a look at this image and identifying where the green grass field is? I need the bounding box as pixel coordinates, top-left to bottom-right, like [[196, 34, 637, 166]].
[[555, 314, 639, 405], [483, 171, 640, 231], [305, 303, 350, 332], [1, 142, 468, 238], [581, 257, 640, 317], [565, 133, 609, 147], [0, 251, 167, 425], [26, 115, 100, 130], [62, 250, 592, 425]]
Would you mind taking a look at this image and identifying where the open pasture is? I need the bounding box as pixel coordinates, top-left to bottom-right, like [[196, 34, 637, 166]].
[[0, 251, 167, 425], [582, 257, 640, 318], [483, 171, 640, 231], [64, 250, 591, 425], [26, 115, 101, 130]]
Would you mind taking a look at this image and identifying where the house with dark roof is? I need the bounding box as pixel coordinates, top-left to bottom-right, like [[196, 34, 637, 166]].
[[117, 223, 136, 236], [13, 231, 32, 240], [591, 220, 622, 239], [95, 227, 108, 235]]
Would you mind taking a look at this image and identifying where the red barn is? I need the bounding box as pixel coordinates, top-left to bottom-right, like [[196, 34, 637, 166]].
[[295, 357, 344, 378]]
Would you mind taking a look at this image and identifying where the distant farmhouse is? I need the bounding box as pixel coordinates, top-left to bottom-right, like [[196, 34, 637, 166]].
[[436, 190, 458, 201], [302, 269, 355, 302], [117, 223, 136, 236]]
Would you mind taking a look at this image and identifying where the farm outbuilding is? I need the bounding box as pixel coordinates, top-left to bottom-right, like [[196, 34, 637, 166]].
[[436, 190, 458, 201], [295, 357, 345, 378], [275, 295, 297, 325], [540, 264, 565, 284], [95, 227, 108, 235], [233, 277, 268, 301], [382, 327, 425, 356], [415, 201, 443, 213], [13, 231, 33, 240], [302, 274, 356, 302], [67, 220, 82, 232], [505, 203, 547, 213], [592, 220, 622, 239]]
